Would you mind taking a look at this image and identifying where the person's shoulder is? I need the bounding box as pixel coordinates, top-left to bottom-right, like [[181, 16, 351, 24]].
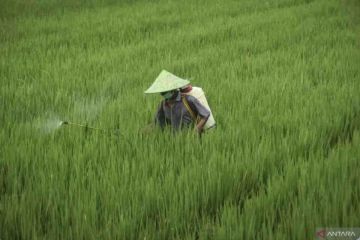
[[183, 94, 197, 102]]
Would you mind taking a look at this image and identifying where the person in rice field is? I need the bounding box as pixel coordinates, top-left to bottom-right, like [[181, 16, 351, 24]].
[[144, 70, 212, 134]]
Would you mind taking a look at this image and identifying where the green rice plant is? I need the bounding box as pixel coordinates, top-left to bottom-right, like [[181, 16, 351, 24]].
[[1, 0, 360, 239]]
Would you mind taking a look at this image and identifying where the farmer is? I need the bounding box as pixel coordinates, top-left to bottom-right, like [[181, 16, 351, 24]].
[[144, 70, 210, 133]]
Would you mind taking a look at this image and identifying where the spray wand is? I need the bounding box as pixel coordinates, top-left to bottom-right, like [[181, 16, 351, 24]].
[[60, 121, 125, 140]]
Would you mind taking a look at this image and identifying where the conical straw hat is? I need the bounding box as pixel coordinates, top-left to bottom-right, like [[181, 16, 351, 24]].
[[144, 70, 190, 94]]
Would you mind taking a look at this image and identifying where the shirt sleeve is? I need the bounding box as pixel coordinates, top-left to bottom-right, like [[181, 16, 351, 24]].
[[186, 96, 210, 120], [155, 101, 166, 129]]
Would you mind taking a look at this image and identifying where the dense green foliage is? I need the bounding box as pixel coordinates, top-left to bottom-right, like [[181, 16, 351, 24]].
[[1, 0, 360, 239]]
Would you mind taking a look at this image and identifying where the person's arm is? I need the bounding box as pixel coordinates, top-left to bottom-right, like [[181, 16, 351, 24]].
[[155, 101, 166, 129], [187, 96, 210, 133], [195, 118, 208, 133]]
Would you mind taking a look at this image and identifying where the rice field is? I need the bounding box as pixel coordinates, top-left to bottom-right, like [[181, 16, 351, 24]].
[[1, 0, 360, 239]]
